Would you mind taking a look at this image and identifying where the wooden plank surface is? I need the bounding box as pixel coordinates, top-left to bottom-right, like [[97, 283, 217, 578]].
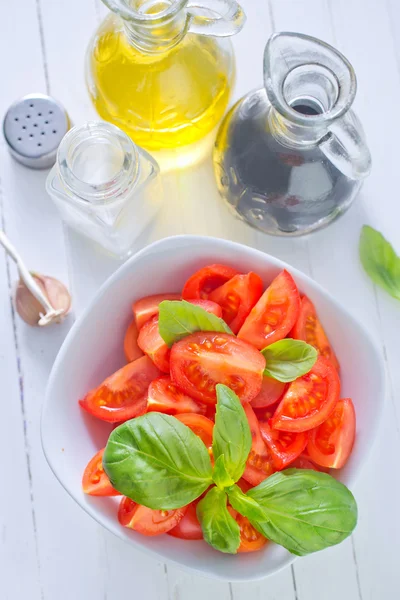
[[1, 0, 399, 598]]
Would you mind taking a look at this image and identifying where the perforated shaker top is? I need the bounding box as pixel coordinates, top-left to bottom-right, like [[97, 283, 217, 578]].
[[3, 93, 70, 169]]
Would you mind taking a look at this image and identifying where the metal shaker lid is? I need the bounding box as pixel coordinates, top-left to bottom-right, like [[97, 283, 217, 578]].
[[3, 93, 70, 169]]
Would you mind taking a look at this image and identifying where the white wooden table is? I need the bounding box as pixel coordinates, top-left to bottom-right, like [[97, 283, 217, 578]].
[[1, 0, 399, 598]]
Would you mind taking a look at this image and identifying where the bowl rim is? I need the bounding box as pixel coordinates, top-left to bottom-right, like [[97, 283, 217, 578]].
[[41, 234, 386, 580]]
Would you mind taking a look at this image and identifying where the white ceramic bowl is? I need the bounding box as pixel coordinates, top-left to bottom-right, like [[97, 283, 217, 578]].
[[42, 235, 385, 581]]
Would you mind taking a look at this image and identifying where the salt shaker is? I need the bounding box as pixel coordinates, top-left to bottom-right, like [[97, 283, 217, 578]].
[[46, 121, 162, 257]]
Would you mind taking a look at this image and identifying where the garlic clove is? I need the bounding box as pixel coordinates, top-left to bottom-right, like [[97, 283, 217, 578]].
[[15, 273, 71, 327]]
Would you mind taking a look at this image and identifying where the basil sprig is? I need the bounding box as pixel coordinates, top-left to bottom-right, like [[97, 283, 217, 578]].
[[158, 300, 232, 347], [359, 225, 400, 300], [261, 339, 317, 382], [104, 385, 357, 556]]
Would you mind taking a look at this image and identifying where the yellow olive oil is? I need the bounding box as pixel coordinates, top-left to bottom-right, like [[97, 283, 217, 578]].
[[88, 13, 234, 151]]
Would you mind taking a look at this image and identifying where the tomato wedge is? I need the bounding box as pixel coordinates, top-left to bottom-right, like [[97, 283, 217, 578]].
[[270, 356, 340, 432], [138, 316, 170, 372], [242, 404, 275, 486], [259, 422, 308, 470], [238, 270, 300, 350], [133, 293, 181, 330], [307, 398, 355, 468], [175, 413, 214, 447], [147, 376, 206, 415], [292, 295, 340, 371], [209, 272, 263, 334], [118, 496, 186, 536], [170, 332, 265, 405], [250, 375, 287, 409], [168, 501, 203, 540], [79, 356, 160, 423], [290, 456, 320, 471], [123, 320, 143, 363], [138, 300, 223, 373], [82, 448, 119, 497], [182, 264, 239, 300], [237, 514, 268, 553]]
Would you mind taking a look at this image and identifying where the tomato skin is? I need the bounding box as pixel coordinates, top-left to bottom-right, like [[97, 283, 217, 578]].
[[147, 377, 206, 415], [82, 449, 119, 497], [170, 332, 265, 405], [259, 422, 308, 470], [188, 299, 223, 317], [123, 320, 143, 363], [250, 376, 287, 409], [175, 413, 214, 447], [118, 497, 186, 536], [292, 295, 340, 371], [270, 356, 340, 433], [238, 270, 301, 350], [168, 501, 203, 540], [290, 456, 319, 471], [307, 398, 355, 469], [182, 264, 239, 300], [133, 293, 181, 330], [237, 514, 268, 553], [242, 404, 275, 486], [79, 356, 161, 423], [209, 272, 263, 334], [137, 316, 170, 373]]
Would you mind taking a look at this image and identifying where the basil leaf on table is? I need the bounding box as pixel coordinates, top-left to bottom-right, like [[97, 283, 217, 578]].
[[158, 300, 232, 347], [212, 454, 235, 489], [212, 384, 252, 482], [261, 339, 317, 382], [359, 225, 400, 300], [197, 487, 240, 554], [229, 470, 357, 556], [103, 413, 213, 509]]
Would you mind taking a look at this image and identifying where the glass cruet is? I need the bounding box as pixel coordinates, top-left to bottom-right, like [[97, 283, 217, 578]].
[[86, 0, 245, 152], [213, 32, 372, 236]]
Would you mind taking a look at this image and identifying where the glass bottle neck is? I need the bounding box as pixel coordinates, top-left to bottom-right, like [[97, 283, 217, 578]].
[[268, 106, 329, 149], [123, 10, 189, 53], [57, 122, 139, 204]]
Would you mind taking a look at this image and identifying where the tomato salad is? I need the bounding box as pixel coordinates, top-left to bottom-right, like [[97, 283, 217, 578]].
[[80, 264, 356, 554]]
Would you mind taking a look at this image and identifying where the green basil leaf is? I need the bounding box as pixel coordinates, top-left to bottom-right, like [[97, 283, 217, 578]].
[[103, 413, 213, 510], [243, 469, 357, 556], [261, 339, 317, 382], [359, 225, 400, 300], [212, 455, 235, 489], [212, 384, 252, 482], [158, 300, 232, 347], [196, 487, 240, 554], [226, 484, 267, 522]]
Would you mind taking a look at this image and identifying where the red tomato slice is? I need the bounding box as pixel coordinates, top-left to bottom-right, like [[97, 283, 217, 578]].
[[147, 377, 206, 415], [253, 402, 280, 423], [168, 501, 203, 540], [79, 356, 161, 423], [292, 295, 340, 371], [118, 497, 186, 536], [175, 413, 214, 447], [209, 272, 263, 334], [188, 299, 223, 317], [137, 316, 170, 373], [133, 293, 181, 330], [123, 320, 143, 363], [250, 376, 287, 409], [82, 448, 119, 497], [138, 301, 224, 373], [290, 456, 320, 471], [182, 264, 239, 300], [307, 398, 356, 469], [270, 356, 340, 433], [259, 422, 308, 470], [242, 404, 275, 486], [170, 332, 265, 405], [237, 514, 268, 553], [238, 270, 301, 350]]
